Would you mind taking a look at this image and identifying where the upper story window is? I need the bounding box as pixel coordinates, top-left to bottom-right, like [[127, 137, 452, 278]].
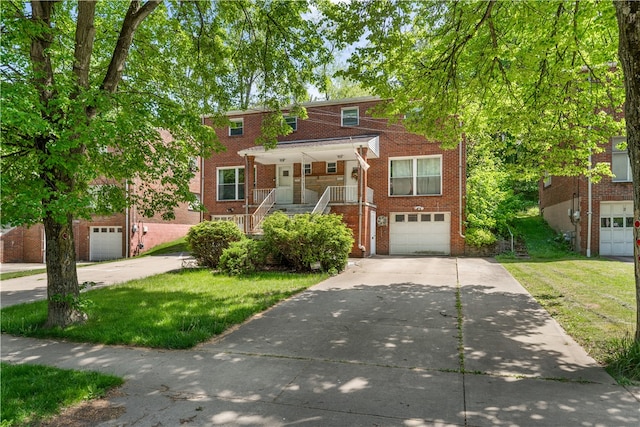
[[389, 156, 442, 196], [217, 167, 244, 201], [327, 162, 337, 173], [284, 115, 298, 131], [229, 119, 244, 136], [612, 137, 631, 182], [341, 107, 359, 127], [304, 163, 312, 175]]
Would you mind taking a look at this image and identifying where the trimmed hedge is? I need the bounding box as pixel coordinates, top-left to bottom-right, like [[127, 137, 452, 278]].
[[260, 212, 353, 274], [186, 221, 244, 268]]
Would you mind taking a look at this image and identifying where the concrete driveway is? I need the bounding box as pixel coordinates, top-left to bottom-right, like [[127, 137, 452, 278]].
[[2, 257, 638, 426]]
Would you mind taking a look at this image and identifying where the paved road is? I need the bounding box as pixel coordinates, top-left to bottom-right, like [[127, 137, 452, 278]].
[[2, 257, 639, 426]]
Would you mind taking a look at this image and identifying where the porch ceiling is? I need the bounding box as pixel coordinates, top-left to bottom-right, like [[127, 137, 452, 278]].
[[238, 135, 379, 165]]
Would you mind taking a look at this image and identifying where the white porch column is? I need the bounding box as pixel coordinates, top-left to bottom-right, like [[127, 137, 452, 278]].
[[301, 153, 306, 204]]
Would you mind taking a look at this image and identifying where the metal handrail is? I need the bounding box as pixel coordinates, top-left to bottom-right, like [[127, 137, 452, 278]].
[[251, 188, 276, 232], [312, 187, 331, 214]]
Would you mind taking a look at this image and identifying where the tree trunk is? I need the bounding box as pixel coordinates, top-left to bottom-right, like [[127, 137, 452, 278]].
[[43, 214, 86, 328], [614, 1, 640, 342]]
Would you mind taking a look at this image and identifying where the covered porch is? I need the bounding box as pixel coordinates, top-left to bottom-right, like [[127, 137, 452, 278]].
[[231, 135, 379, 234]]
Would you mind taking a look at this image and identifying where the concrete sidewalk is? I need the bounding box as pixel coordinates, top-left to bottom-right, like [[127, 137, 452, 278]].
[[2, 257, 639, 426], [0, 254, 189, 308]]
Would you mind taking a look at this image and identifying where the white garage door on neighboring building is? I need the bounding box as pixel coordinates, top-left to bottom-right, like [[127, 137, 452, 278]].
[[90, 226, 123, 261], [390, 212, 450, 255], [600, 202, 633, 256]]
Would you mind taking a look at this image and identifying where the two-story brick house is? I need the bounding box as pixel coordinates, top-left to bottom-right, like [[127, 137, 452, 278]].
[[202, 96, 466, 257], [1, 130, 202, 263], [539, 136, 633, 257]]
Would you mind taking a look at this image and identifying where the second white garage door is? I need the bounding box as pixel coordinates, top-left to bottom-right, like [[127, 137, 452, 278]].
[[90, 226, 123, 261], [390, 212, 450, 255], [600, 202, 633, 256]]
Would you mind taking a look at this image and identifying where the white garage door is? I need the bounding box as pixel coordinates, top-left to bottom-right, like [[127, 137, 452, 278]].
[[90, 226, 123, 261], [600, 202, 633, 256], [390, 212, 450, 255]]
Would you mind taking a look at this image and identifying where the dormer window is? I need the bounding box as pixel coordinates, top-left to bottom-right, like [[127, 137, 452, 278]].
[[229, 119, 244, 136], [341, 107, 359, 126]]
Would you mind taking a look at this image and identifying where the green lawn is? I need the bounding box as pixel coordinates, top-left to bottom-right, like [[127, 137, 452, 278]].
[[0, 362, 123, 427], [1, 269, 327, 349], [499, 212, 639, 384]]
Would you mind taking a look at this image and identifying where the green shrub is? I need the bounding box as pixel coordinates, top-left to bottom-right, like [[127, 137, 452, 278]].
[[186, 221, 244, 268], [261, 212, 353, 273], [465, 227, 497, 247], [219, 239, 266, 276]]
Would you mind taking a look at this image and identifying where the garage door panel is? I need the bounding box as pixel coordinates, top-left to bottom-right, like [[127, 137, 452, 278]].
[[390, 212, 450, 255], [90, 226, 123, 261], [599, 202, 633, 256]]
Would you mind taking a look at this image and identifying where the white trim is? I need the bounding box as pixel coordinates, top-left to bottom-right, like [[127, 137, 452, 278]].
[[229, 118, 244, 136], [216, 166, 245, 201], [341, 106, 359, 126], [388, 155, 443, 196]]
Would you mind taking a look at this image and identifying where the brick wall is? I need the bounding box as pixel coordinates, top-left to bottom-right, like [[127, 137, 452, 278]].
[[203, 97, 466, 256], [540, 138, 633, 255]]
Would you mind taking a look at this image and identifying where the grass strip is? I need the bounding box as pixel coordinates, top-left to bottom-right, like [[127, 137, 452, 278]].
[[1, 269, 327, 349], [499, 212, 638, 384], [0, 362, 123, 427]]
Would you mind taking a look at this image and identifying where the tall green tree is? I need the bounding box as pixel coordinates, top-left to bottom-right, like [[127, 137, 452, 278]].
[[1, 0, 328, 327], [322, 0, 640, 340]]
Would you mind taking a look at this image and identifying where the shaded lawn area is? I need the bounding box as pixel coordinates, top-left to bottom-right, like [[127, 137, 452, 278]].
[[499, 212, 638, 383], [1, 270, 327, 349], [0, 362, 123, 427], [500, 257, 635, 359]]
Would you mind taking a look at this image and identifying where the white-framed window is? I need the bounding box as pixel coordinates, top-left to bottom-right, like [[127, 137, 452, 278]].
[[543, 172, 552, 187], [612, 137, 631, 182], [304, 163, 312, 175], [341, 107, 359, 126], [229, 119, 244, 136], [389, 156, 442, 196], [285, 115, 297, 131], [327, 162, 337, 174], [217, 167, 245, 201]]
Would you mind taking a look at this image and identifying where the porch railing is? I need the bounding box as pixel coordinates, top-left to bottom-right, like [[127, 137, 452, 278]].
[[329, 185, 358, 203], [253, 188, 274, 205], [211, 214, 247, 232], [251, 188, 276, 232]]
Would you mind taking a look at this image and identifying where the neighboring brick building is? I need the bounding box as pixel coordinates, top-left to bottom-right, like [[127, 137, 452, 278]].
[[203, 96, 467, 256], [539, 136, 633, 256], [3, 97, 467, 263], [1, 130, 202, 263]]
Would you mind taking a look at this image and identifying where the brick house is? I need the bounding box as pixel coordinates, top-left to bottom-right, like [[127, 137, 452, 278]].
[[539, 136, 633, 256], [1, 130, 202, 263], [202, 96, 467, 257]]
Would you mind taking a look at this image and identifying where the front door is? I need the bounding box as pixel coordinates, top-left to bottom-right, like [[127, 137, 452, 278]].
[[276, 165, 294, 204]]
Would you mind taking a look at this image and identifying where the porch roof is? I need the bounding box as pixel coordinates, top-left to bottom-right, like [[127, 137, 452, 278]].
[[238, 135, 380, 165]]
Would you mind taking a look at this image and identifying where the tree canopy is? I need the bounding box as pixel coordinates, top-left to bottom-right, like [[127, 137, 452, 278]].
[[0, 0, 329, 327], [320, 0, 638, 340], [323, 0, 625, 179]]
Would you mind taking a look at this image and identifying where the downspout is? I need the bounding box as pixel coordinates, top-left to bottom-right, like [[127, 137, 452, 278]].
[[200, 155, 205, 223], [244, 154, 249, 233], [125, 180, 130, 258], [358, 146, 366, 253], [200, 115, 205, 224], [459, 130, 466, 239], [587, 151, 593, 257]]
